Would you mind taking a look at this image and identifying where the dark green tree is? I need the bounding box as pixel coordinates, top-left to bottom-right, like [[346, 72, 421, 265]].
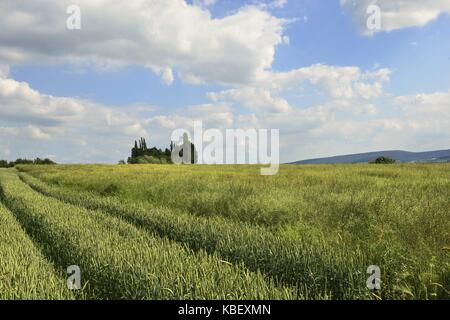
[[370, 156, 396, 164], [127, 137, 173, 164], [132, 140, 138, 157], [0, 160, 8, 168]]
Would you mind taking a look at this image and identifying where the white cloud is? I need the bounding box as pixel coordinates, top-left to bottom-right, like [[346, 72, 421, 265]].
[[148, 103, 234, 130], [259, 64, 391, 99], [208, 64, 391, 116], [0, 68, 448, 163], [289, 90, 450, 159], [27, 125, 51, 140], [0, 73, 155, 161], [208, 87, 292, 113], [269, 0, 288, 9], [0, 65, 10, 78], [394, 90, 450, 121], [204, 64, 448, 161], [341, 0, 450, 34], [0, 0, 446, 163], [0, 71, 241, 161], [0, 0, 285, 85]]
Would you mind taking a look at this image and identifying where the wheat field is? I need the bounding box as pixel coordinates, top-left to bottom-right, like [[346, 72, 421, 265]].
[[0, 164, 448, 300]]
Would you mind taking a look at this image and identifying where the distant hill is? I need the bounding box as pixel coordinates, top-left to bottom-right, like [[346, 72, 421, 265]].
[[291, 149, 450, 164]]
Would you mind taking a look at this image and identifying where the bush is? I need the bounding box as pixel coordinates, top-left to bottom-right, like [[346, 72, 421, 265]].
[[0, 160, 9, 168], [33, 158, 56, 165], [370, 156, 396, 164], [127, 155, 170, 164]]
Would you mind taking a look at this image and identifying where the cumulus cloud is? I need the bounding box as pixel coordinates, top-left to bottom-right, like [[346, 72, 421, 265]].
[[0, 0, 448, 163], [295, 89, 450, 159], [266, 0, 288, 9], [231, 89, 450, 161], [0, 0, 285, 85], [1, 68, 448, 163], [341, 0, 450, 34], [263, 64, 391, 99], [394, 90, 450, 123], [208, 87, 293, 113], [0, 64, 10, 78], [148, 103, 234, 132], [203, 63, 449, 161], [208, 64, 391, 115], [0, 72, 238, 162], [0, 73, 154, 161]]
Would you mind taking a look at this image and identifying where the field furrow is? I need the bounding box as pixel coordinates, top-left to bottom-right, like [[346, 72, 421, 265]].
[[19, 170, 372, 299], [0, 170, 296, 300], [0, 188, 73, 299]]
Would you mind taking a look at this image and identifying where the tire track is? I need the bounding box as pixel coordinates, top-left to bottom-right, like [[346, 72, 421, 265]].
[[19, 170, 369, 299], [0, 176, 73, 299], [1, 170, 297, 300]]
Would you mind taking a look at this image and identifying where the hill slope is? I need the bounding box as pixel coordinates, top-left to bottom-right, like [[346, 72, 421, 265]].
[[291, 149, 450, 164]]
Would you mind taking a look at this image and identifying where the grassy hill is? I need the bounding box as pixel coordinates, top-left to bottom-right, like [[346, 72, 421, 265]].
[[291, 149, 450, 164]]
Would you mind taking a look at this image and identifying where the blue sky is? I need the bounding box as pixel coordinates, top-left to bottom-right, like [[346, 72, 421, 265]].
[[0, 0, 449, 163], [11, 1, 450, 104]]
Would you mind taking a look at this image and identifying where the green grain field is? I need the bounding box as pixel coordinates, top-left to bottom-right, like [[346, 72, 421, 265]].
[[0, 164, 449, 300]]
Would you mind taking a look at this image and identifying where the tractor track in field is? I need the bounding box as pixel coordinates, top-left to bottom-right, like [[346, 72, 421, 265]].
[[1, 170, 296, 300], [17, 170, 372, 300], [0, 174, 94, 298], [0, 173, 73, 299], [19, 173, 306, 281]]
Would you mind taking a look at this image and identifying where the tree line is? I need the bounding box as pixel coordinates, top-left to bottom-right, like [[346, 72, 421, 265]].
[[0, 158, 56, 168]]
